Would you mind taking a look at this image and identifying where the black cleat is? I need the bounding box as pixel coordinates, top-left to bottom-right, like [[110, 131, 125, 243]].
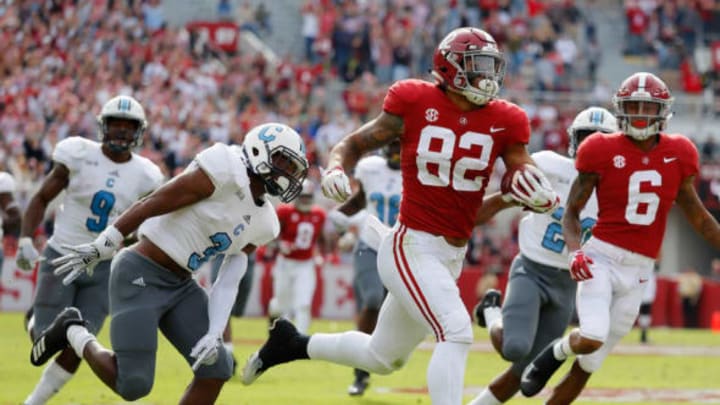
[[520, 338, 565, 397], [24, 306, 35, 340], [241, 318, 309, 385], [348, 369, 370, 396], [30, 307, 86, 366], [473, 289, 502, 328]]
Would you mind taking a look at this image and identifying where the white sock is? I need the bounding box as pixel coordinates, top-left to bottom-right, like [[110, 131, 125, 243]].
[[484, 307, 502, 336], [308, 331, 388, 374], [553, 336, 574, 361], [67, 325, 97, 358], [427, 341, 470, 405], [24, 360, 73, 405], [467, 387, 503, 405], [223, 342, 234, 355], [638, 314, 651, 329], [294, 307, 311, 335]]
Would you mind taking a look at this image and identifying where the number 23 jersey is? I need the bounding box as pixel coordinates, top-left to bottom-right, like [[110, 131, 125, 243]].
[[49, 137, 164, 253], [139, 143, 280, 271], [575, 132, 699, 259], [382, 79, 530, 239]]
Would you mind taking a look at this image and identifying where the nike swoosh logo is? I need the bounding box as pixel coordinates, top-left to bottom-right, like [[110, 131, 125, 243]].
[[663, 157, 677, 163], [490, 126, 505, 133]]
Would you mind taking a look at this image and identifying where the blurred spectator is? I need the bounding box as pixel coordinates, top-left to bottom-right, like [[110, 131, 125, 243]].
[[301, 0, 320, 63], [677, 267, 703, 328], [709, 258, 720, 282], [217, 0, 234, 21], [142, 0, 166, 32]]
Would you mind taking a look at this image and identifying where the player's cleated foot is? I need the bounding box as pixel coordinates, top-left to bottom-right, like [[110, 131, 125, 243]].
[[473, 289, 502, 328], [520, 339, 565, 397], [241, 318, 309, 385], [30, 307, 86, 366], [348, 369, 370, 396]]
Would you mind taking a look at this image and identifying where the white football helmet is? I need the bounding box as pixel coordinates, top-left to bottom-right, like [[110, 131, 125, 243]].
[[567, 107, 618, 158], [294, 179, 315, 212], [96, 95, 147, 152], [242, 123, 309, 203]]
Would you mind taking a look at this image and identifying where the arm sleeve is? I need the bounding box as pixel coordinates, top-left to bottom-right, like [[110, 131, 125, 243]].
[[52, 137, 90, 174], [206, 252, 247, 336], [194, 143, 233, 190]]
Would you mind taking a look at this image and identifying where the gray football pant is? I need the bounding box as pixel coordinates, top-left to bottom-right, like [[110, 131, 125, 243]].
[[34, 246, 110, 335], [502, 254, 576, 376], [352, 241, 386, 313], [110, 249, 232, 400]]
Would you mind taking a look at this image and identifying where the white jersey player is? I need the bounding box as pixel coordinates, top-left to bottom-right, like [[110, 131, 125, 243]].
[[469, 107, 617, 405], [0, 171, 21, 275], [20, 95, 164, 405], [30, 122, 308, 405], [328, 141, 402, 395]]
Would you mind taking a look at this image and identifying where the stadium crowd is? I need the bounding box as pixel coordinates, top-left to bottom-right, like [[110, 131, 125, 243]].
[[0, 0, 718, 271]]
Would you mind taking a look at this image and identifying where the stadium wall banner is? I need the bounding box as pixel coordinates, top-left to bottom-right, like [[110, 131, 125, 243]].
[[2, 254, 719, 328], [185, 21, 239, 52]]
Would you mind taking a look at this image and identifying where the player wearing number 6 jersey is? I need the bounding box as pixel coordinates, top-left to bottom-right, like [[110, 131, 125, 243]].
[[241, 27, 558, 405], [520, 72, 720, 404], [28, 122, 308, 404], [468, 107, 617, 405], [269, 179, 326, 334], [20, 95, 164, 405]]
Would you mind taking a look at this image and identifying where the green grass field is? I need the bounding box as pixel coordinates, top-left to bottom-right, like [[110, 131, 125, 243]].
[[2, 312, 719, 405]]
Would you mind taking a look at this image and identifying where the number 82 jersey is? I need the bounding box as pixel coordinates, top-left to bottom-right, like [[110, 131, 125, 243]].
[[48, 137, 164, 253], [382, 79, 530, 239]]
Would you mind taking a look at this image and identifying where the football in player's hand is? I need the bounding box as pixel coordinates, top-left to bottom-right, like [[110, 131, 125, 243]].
[[500, 164, 559, 213]]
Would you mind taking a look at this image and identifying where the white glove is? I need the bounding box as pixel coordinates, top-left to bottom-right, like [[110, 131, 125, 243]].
[[320, 166, 351, 203], [190, 333, 222, 371], [51, 225, 124, 285], [16, 237, 40, 271], [506, 165, 560, 213]]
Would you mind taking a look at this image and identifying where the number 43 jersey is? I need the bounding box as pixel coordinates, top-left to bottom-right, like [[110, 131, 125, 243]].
[[49, 137, 164, 253], [518, 151, 599, 269], [139, 143, 280, 272], [382, 79, 530, 239]]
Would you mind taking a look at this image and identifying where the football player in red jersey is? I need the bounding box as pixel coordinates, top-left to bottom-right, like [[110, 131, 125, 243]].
[[520, 72, 720, 404], [242, 27, 558, 404], [268, 179, 327, 334]]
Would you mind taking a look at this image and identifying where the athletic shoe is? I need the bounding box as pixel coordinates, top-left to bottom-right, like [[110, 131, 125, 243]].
[[473, 289, 502, 328], [241, 318, 309, 385], [347, 369, 370, 396], [30, 307, 86, 366], [520, 338, 565, 397]]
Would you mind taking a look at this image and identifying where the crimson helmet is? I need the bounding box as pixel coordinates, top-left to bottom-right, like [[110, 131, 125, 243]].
[[431, 27, 505, 106], [612, 72, 673, 140]]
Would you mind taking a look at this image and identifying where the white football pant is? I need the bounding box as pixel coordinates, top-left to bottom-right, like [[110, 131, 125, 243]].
[[269, 256, 316, 334]]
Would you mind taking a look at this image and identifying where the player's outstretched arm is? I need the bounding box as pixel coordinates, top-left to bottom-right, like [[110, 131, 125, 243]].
[[676, 175, 720, 249], [562, 172, 598, 252], [112, 166, 215, 236], [327, 111, 403, 174]]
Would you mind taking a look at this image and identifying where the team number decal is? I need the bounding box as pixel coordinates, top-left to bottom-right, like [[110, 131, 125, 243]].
[[625, 170, 661, 225], [86, 191, 116, 232], [416, 125, 493, 191], [293, 222, 316, 250], [369, 192, 400, 226], [187, 232, 232, 270]]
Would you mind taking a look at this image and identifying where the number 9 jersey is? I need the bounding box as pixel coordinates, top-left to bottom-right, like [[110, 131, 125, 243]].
[[49, 137, 164, 253], [382, 79, 530, 239], [575, 132, 699, 259]]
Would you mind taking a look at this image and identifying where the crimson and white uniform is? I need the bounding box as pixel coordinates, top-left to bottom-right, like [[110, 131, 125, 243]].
[[341, 80, 529, 368], [269, 204, 326, 333], [573, 132, 698, 372]]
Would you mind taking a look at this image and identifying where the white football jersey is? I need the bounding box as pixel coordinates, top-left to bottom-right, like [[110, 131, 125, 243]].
[[0, 171, 16, 239], [49, 137, 164, 253], [354, 155, 402, 227], [518, 151, 599, 269], [139, 143, 280, 272]]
